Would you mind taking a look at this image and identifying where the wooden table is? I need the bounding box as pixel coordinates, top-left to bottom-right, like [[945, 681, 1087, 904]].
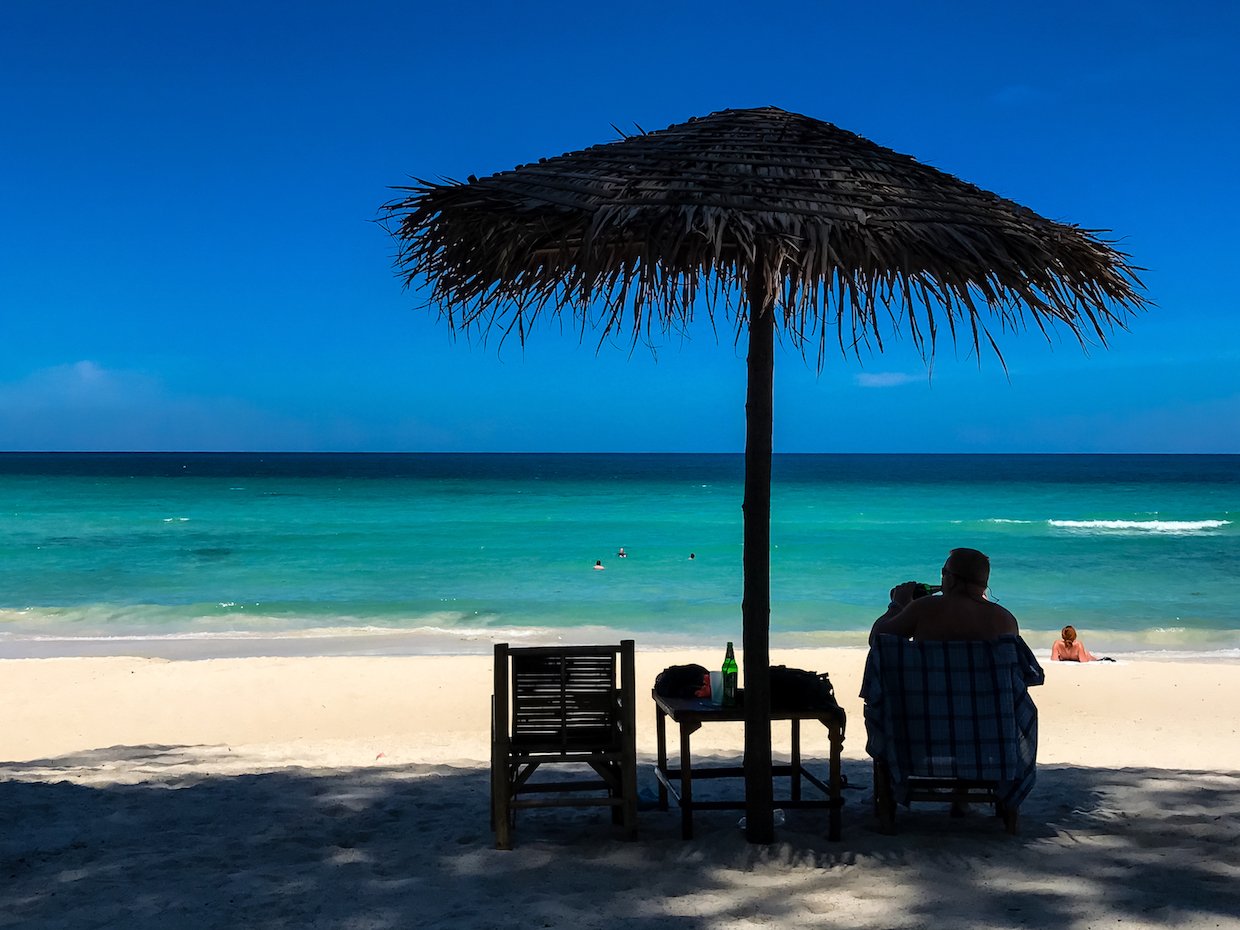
[[652, 691, 846, 840]]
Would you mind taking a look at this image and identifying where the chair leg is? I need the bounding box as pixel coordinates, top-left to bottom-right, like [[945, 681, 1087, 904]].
[[1001, 803, 1020, 835], [621, 757, 638, 841], [608, 766, 624, 827], [619, 640, 639, 840], [873, 760, 896, 835], [598, 760, 638, 838], [492, 758, 513, 850], [491, 671, 513, 850]]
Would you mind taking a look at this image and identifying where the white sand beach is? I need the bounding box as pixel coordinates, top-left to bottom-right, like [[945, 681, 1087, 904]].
[[3, 647, 1239, 929]]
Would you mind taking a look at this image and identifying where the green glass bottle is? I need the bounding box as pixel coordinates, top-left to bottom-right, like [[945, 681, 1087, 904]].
[[721, 641, 739, 707]]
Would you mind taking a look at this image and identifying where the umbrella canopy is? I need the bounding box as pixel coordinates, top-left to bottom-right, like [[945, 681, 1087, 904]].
[[384, 106, 1146, 842]]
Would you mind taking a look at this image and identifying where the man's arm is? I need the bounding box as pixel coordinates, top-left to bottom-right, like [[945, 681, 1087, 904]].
[[868, 582, 923, 646], [869, 609, 916, 646]]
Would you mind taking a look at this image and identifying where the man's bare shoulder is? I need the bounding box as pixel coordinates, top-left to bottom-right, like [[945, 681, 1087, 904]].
[[986, 600, 1020, 630], [912, 596, 1018, 641]]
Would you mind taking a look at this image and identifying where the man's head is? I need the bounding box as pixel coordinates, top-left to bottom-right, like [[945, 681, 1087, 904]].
[[942, 548, 990, 591]]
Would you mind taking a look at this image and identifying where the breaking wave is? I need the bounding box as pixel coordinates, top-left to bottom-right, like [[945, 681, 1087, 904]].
[[1048, 519, 1230, 534]]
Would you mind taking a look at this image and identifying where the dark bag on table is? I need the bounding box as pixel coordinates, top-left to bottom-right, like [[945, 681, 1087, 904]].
[[770, 665, 839, 711], [654, 663, 709, 698]]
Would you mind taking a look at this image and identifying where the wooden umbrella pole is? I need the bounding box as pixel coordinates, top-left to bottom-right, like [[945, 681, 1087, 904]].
[[742, 257, 775, 844]]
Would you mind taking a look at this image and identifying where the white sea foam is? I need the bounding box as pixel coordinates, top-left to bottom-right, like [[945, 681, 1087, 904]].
[[0, 620, 651, 659], [1048, 519, 1230, 533], [1118, 648, 1240, 662]]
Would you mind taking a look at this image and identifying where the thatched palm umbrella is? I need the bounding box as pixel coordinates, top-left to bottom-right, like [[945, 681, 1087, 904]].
[[384, 106, 1146, 843]]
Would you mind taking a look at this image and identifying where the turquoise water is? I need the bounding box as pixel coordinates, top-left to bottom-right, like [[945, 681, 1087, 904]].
[[0, 453, 1236, 658]]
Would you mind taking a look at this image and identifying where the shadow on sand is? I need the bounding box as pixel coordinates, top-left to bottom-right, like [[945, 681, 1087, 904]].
[[2, 750, 1237, 929]]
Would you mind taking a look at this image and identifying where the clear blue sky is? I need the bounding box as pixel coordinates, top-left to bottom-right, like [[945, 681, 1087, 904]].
[[2, 0, 1237, 452]]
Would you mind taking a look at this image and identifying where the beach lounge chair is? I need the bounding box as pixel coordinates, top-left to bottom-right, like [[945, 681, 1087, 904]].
[[861, 634, 1044, 835], [491, 640, 638, 849]]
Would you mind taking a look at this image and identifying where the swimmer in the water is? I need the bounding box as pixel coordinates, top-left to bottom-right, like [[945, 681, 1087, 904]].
[[593, 560, 605, 571]]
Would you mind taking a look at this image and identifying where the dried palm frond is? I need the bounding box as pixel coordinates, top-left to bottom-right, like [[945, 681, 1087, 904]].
[[384, 106, 1146, 364]]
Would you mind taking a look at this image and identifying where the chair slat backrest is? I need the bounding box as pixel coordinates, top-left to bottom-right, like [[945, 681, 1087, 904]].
[[503, 644, 623, 754]]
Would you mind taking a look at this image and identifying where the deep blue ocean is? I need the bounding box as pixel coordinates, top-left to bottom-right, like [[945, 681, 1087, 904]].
[[0, 453, 1236, 658]]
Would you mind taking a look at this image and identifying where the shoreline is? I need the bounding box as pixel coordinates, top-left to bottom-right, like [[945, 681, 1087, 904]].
[[3, 624, 1239, 662]]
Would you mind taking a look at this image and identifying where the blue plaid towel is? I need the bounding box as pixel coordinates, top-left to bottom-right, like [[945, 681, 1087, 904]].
[[861, 635, 1044, 807]]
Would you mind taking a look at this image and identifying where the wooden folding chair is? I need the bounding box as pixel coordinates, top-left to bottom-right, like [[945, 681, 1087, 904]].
[[491, 640, 638, 849], [863, 635, 1043, 836]]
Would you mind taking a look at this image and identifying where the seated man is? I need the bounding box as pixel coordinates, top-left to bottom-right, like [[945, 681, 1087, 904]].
[[869, 547, 1018, 645], [861, 630, 1044, 831]]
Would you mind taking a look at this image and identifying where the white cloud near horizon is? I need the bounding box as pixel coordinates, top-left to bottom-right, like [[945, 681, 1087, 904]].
[[0, 361, 486, 452], [854, 371, 918, 388], [0, 361, 314, 451]]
